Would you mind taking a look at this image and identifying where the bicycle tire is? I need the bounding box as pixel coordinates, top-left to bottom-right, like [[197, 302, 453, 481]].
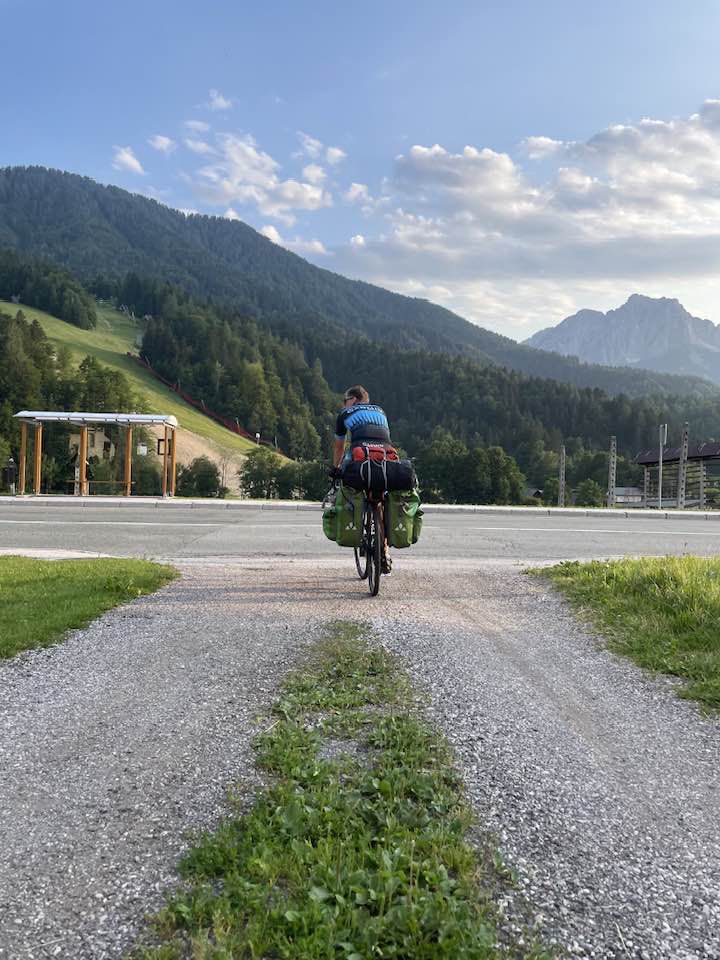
[[368, 501, 382, 596], [354, 544, 369, 579]]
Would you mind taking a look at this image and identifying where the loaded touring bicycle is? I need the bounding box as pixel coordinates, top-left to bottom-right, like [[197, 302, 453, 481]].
[[323, 443, 423, 596]]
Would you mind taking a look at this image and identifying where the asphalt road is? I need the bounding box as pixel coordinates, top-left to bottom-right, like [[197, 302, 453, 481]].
[[1, 502, 720, 562]]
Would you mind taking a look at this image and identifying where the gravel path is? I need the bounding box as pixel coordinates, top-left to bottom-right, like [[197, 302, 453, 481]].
[[0, 563, 316, 959], [2, 556, 719, 959], [372, 561, 720, 959]]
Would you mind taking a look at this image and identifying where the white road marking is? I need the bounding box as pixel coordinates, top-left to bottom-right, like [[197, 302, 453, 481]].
[[0, 520, 313, 527], [469, 526, 720, 536]]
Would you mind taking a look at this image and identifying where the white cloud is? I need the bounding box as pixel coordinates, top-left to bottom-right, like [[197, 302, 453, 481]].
[[148, 134, 176, 154], [302, 163, 326, 184], [225, 207, 241, 220], [208, 88, 232, 111], [332, 99, 720, 336], [326, 146, 347, 165], [350, 234, 366, 247], [260, 224, 330, 256], [345, 182, 369, 203], [296, 131, 323, 158], [112, 145, 144, 175], [176, 207, 199, 217], [184, 138, 215, 155], [191, 132, 332, 224], [185, 119, 210, 133], [522, 135, 564, 160]]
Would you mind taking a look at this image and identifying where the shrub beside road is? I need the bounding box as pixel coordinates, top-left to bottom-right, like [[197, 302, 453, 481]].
[[0, 556, 177, 658], [535, 556, 720, 708], [135, 622, 549, 960]]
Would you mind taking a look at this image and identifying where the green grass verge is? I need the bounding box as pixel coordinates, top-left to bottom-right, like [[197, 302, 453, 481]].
[[0, 556, 177, 658], [134, 621, 549, 960], [533, 556, 720, 708], [1, 300, 256, 456]]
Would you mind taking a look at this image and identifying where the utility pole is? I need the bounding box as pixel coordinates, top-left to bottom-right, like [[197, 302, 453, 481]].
[[558, 444, 566, 508], [658, 423, 668, 509], [699, 461, 707, 510], [607, 435, 617, 508], [643, 465, 650, 508], [676, 421, 689, 510]]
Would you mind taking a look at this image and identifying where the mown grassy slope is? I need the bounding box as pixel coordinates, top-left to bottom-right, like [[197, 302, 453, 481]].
[[2, 300, 256, 455]]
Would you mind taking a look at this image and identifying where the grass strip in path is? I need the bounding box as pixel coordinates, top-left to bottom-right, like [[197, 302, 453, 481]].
[[0, 556, 177, 659], [533, 556, 720, 709], [134, 621, 549, 960]]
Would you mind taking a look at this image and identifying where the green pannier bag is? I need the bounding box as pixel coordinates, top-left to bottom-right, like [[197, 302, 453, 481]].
[[387, 489, 423, 548], [334, 484, 364, 548], [322, 503, 338, 541]]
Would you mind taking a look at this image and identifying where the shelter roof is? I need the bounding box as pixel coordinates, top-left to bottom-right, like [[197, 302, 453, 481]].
[[14, 411, 178, 427], [635, 441, 720, 465]]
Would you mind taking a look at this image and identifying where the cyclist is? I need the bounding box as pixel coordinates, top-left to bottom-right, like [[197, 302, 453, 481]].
[[332, 384, 393, 573]]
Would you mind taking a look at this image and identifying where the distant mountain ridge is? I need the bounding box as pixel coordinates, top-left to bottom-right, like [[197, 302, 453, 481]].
[[526, 294, 720, 385], [0, 165, 717, 400]]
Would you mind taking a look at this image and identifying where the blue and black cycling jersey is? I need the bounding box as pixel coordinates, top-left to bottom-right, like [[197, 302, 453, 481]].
[[335, 403, 392, 446]]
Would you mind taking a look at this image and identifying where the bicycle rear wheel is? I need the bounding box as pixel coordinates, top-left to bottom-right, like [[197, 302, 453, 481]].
[[367, 501, 383, 596]]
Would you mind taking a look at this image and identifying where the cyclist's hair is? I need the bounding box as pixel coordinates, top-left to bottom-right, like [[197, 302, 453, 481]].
[[344, 384, 369, 403]]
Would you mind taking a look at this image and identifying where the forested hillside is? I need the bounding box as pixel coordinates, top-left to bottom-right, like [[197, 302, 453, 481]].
[[1, 165, 714, 400], [118, 275, 720, 487], [0, 246, 96, 329]]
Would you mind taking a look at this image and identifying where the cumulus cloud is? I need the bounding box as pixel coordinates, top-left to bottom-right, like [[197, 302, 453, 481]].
[[326, 146, 347, 165], [185, 119, 210, 133], [148, 135, 176, 154], [350, 234, 366, 247], [260, 224, 330, 256], [333, 100, 720, 335], [302, 163, 326, 184], [184, 138, 215, 155], [191, 132, 332, 224], [112, 145, 144, 175], [208, 88, 232, 111], [296, 131, 323, 159], [345, 182, 369, 203]]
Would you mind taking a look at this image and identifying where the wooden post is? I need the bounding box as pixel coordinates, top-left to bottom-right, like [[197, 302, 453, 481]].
[[169, 427, 177, 496], [33, 423, 43, 495], [607, 435, 617, 508], [558, 444, 566, 507], [124, 426, 133, 497], [79, 425, 88, 496], [19, 421, 27, 495], [162, 424, 169, 497], [643, 466, 650, 508]]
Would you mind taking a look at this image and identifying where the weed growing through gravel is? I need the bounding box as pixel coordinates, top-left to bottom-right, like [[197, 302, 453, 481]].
[[0, 556, 177, 658], [533, 556, 720, 708], [135, 621, 550, 960]]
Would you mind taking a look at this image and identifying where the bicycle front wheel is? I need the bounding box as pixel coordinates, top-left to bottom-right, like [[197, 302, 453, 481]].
[[354, 544, 369, 579]]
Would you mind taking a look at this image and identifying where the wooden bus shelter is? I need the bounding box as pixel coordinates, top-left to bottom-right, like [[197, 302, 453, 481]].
[[13, 411, 178, 497]]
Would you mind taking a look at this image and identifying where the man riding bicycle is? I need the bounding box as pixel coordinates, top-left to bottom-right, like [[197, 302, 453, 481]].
[[333, 384, 393, 574]]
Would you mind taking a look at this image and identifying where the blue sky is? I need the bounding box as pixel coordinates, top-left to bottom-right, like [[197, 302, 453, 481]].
[[4, 0, 720, 336]]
